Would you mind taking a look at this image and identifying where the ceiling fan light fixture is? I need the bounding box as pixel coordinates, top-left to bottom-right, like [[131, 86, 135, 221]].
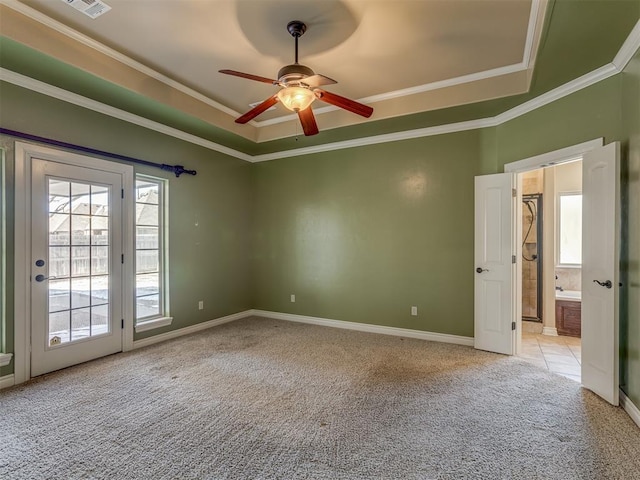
[[277, 86, 316, 112]]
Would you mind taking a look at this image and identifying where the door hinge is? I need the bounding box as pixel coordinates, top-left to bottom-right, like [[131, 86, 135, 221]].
[[512, 188, 517, 198], [121, 254, 124, 264], [121, 319, 124, 329], [512, 321, 516, 331], [121, 188, 124, 199], [512, 255, 516, 264]]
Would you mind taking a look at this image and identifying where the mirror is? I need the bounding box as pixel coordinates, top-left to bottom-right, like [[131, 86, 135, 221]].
[[558, 192, 582, 266]]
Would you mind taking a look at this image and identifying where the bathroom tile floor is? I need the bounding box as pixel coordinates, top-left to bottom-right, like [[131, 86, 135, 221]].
[[520, 332, 582, 382]]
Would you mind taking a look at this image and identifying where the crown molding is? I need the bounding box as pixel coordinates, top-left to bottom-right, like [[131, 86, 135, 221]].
[[522, 0, 545, 69], [613, 19, 640, 71], [2, 14, 638, 164], [252, 118, 497, 162], [1, 0, 544, 130], [0, 68, 252, 162], [494, 63, 619, 125]]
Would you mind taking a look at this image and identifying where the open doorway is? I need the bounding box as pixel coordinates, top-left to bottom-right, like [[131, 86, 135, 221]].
[[477, 139, 620, 405], [518, 163, 582, 382]]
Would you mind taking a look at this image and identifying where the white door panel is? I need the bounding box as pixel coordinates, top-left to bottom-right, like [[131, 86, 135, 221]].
[[475, 173, 516, 355], [581, 142, 620, 406], [31, 158, 123, 377]]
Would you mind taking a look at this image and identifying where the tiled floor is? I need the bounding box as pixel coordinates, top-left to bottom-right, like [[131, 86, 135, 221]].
[[520, 332, 582, 382]]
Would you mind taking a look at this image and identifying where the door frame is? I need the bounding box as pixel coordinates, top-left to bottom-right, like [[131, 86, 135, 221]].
[[504, 137, 603, 356], [13, 141, 135, 384]]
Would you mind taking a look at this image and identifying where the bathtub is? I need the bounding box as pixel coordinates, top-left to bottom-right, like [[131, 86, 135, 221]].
[[556, 289, 581, 301]]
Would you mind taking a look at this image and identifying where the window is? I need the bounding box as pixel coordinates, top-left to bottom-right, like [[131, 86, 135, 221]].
[[135, 175, 171, 331], [558, 193, 582, 266]]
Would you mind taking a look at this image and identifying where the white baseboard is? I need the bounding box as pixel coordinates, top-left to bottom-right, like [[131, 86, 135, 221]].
[[0, 374, 15, 390], [620, 389, 640, 429], [542, 327, 558, 336], [252, 309, 475, 346], [132, 310, 253, 349]]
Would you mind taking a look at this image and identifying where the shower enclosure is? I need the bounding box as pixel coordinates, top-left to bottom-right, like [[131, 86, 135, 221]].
[[522, 194, 543, 322]]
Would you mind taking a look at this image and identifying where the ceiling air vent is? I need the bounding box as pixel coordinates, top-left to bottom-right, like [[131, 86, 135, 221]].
[[61, 0, 111, 19]]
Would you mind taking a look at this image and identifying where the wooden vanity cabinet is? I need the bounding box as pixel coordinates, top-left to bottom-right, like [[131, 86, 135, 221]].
[[555, 300, 581, 337]]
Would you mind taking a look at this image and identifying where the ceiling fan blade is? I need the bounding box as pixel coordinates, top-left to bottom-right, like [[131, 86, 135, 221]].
[[301, 74, 338, 88], [298, 107, 319, 136], [219, 69, 279, 85], [235, 95, 279, 124], [315, 89, 373, 118]]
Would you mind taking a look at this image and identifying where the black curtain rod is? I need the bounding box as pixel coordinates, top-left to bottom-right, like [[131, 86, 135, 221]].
[[0, 128, 197, 177]]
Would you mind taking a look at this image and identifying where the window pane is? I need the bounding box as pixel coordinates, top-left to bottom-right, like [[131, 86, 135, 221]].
[[49, 213, 70, 246], [91, 246, 109, 275], [71, 277, 91, 309], [137, 250, 159, 274], [135, 177, 165, 321], [71, 215, 91, 245], [137, 295, 160, 319], [49, 278, 70, 312], [91, 185, 109, 216], [49, 246, 70, 277], [71, 183, 91, 215], [49, 310, 70, 345], [91, 217, 109, 245], [49, 180, 70, 213], [136, 272, 159, 296], [91, 275, 110, 306], [71, 308, 91, 341], [91, 304, 109, 335], [559, 194, 582, 265], [71, 246, 91, 277], [136, 226, 159, 249], [136, 204, 159, 226], [136, 181, 159, 205]]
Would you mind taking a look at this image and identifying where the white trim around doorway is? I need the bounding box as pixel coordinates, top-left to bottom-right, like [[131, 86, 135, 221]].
[[13, 141, 135, 385], [504, 139, 604, 173], [504, 138, 603, 358]]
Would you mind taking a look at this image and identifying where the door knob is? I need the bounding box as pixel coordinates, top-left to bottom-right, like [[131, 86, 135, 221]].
[[35, 274, 56, 282], [476, 267, 489, 274], [593, 279, 612, 289]]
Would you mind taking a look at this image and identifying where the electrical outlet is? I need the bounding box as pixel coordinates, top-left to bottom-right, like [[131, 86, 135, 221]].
[[198, 300, 204, 310], [411, 306, 418, 316], [290, 294, 296, 303]]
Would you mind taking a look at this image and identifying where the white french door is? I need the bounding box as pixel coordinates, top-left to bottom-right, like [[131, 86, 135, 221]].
[[30, 158, 124, 377], [474, 173, 517, 355], [581, 142, 620, 405]]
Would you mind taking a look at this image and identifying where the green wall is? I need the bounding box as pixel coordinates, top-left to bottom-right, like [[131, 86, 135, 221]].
[[252, 71, 639, 407], [1, 55, 638, 409], [621, 49, 640, 407], [0, 82, 253, 377], [253, 131, 484, 336]]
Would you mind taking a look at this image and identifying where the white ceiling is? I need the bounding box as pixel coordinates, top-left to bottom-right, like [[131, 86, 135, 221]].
[[7, 0, 546, 141]]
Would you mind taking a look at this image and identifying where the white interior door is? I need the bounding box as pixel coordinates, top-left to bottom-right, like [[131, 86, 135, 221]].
[[31, 158, 124, 377], [581, 142, 620, 405], [474, 173, 517, 354]]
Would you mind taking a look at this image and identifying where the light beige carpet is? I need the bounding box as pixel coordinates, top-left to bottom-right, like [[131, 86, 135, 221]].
[[1, 316, 639, 479]]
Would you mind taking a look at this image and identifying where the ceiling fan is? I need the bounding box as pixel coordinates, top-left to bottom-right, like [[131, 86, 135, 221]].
[[219, 20, 373, 136]]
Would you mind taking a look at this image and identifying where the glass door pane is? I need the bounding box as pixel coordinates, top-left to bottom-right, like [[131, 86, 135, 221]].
[[47, 179, 111, 346]]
